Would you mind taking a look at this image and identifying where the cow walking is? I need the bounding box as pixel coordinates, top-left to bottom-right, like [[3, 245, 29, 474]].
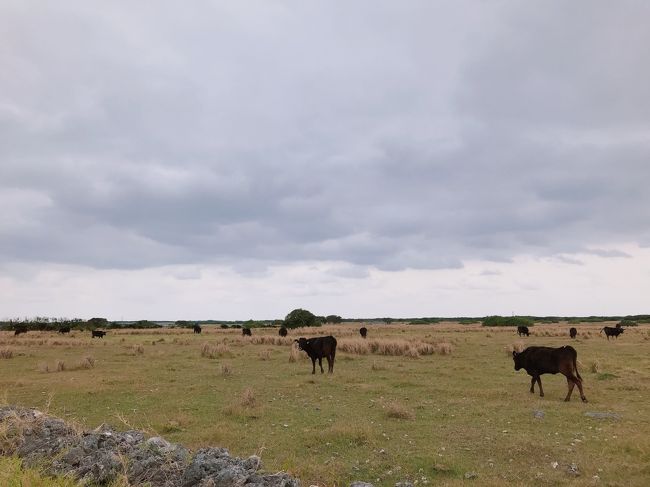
[[569, 327, 577, 339], [512, 346, 587, 402], [601, 326, 624, 340], [91, 330, 107, 338], [295, 336, 337, 374], [517, 326, 530, 337]]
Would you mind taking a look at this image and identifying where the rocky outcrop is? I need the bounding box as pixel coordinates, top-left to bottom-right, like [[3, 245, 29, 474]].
[[0, 406, 298, 487]]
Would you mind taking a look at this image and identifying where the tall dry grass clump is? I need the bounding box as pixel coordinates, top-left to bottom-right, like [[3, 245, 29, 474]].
[[258, 350, 271, 361], [200, 343, 232, 359], [0, 348, 13, 359], [590, 361, 602, 374], [55, 360, 66, 372], [250, 336, 293, 347], [338, 338, 452, 358], [288, 346, 299, 363], [131, 344, 145, 355], [240, 388, 257, 408]]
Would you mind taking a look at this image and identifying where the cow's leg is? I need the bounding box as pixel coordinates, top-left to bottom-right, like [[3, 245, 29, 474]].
[[530, 376, 536, 393], [564, 376, 575, 402], [537, 377, 544, 397], [571, 375, 587, 402], [311, 358, 316, 374], [326, 356, 332, 373], [318, 357, 324, 373]]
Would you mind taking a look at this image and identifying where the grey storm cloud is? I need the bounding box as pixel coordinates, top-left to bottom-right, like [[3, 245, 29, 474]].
[[1, 1, 649, 272]]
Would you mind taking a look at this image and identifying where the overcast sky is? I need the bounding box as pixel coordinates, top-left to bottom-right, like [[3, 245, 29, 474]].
[[1, 1, 649, 320]]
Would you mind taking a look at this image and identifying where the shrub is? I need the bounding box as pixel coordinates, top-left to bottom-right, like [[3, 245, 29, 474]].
[[482, 316, 534, 327], [618, 319, 638, 327]]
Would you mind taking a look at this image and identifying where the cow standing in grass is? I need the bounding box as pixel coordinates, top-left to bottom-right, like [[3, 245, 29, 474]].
[[242, 328, 252, 337], [359, 327, 368, 338], [279, 326, 288, 337], [512, 346, 587, 402], [58, 327, 71, 334], [14, 327, 27, 336], [517, 326, 530, 337], [295, 336, 337, 374], [193, 325, 202, 334], [601, 326, 624, 340], [569, 327, 577, 339], [91, 330, 107, 338]]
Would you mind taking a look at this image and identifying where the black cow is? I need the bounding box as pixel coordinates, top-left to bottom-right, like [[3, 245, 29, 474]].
[[517, 326, 530, 337], [242, 328, 252, 336], [279, 326, 288, 337], [569, 327, 577, 339], [295, 336, 337, 374], [58, 327, 71, 334], [193, 325, 202, 334], [91, 330, 107, 338], [359, 327, 368, 338], [601, 326, 624, 340], [512, 346, 587, 402], [14, 327, 27, 336]]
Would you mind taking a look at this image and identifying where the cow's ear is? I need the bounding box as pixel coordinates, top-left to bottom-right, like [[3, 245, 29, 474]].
[[512, 351, 517, 357]]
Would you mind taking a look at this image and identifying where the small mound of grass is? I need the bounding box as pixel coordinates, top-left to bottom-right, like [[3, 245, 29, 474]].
[[597, 372, 619, 381]]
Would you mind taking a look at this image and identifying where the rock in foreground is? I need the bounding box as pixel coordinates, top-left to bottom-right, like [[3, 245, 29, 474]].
[[0, 406, 299, 487]]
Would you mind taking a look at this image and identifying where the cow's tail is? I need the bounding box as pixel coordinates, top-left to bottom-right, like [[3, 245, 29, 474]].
[[573, 351, 582, 381]]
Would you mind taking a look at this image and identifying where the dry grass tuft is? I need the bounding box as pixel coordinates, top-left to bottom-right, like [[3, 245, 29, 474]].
[[240, 387, 257, 408], [337, 338, 452, 358], [258, 350, 271, 361], [221, 363, 233, 376], [78, 356, 96, 369], [55, 360, 66, 372], [0, 348, 13, 359], [132, 344, 145, 355], [591, 361, 602, 374], [384, 400, 415, 420], [201, 343, 232, 359], [371, 360, 386, 371]]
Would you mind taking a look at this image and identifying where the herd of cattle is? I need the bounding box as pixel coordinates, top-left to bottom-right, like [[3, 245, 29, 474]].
[[8, 321, 634, 402]]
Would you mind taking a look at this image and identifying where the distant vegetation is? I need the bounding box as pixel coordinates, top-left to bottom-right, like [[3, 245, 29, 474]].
[[283, 308, 320, 329], [482, 316, 534, 327]]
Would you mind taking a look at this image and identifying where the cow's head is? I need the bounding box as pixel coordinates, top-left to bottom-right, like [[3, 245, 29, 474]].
[[295, 337, 308, 351], [512, 350, 523, 370]]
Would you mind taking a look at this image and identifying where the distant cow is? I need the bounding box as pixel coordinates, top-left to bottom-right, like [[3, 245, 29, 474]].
[[512, 346, 587, 402], [193, 325, 202, 334], [242, 328, 252, 336], [91, 330, 107, 338], [569, 327, 577, 339], [58, 327, 71, 334], [14, 327, 27, 336], [295, 336, 337, 374], [517, 326, 530, 337], [279, 326, 288, 337], [601, 326, 624, 340], [359, 327, 368, 338]]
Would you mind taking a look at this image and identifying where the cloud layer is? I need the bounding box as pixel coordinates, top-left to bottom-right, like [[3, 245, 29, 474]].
[[1, 2, 649, 317]]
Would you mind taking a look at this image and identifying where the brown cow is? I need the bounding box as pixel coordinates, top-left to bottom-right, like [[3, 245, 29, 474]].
[[512, 346, 587, 402]]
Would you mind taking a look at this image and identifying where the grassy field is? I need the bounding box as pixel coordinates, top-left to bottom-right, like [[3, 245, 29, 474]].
[[1, 323, 649, 486]]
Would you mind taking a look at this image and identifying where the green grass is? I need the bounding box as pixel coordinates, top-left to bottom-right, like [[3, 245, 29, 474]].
[[1, 323, 650, 486]]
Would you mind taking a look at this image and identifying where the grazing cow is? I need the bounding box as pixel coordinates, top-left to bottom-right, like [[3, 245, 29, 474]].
[[91, 330, 107, 338], [569, 327, 577, 339], [601, 326, 624, 340], [517, 326, 530, 337], [279, 326, 288, 337], [295, 336, 337, 374], [359, 327, 368, 338], [193, 324, 202, 334], [58, 327, 71, 334], [14, 327, 27, 336], [512, 346, 587, 402], [242, 328, 252, 336]]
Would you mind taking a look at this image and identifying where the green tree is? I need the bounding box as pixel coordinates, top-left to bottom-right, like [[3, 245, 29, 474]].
[[325, 315, 342, 324], [284, 308, 320, 329], [86, 317, 109, 329]]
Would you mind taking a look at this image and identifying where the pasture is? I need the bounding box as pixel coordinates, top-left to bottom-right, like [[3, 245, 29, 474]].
[[1, 323, 649, 486]]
